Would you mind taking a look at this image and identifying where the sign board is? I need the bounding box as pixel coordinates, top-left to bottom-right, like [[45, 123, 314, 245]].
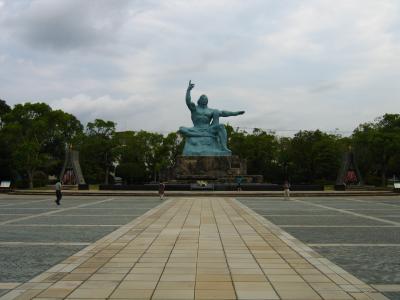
[[0, 181, 11, 188], [190, 183, 214, 191], [394, 183, 400, 189]]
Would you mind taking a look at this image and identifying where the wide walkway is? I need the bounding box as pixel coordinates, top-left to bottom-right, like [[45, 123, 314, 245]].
[[0, 198, 389, 300]]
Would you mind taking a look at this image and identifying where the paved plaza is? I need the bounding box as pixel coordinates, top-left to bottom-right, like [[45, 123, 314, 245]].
[[239, 196, 400, 300], [0, 194, 399, 299]]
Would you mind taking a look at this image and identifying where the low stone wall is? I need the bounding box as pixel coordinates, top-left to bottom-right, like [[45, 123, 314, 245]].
[[99, 183, 324, 191]]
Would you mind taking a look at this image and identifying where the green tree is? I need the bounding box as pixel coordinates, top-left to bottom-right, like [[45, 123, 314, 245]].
[[80, 119, 118, 184], [0, 100, 12, 180], [0, 99, 11, 122], [115, 131, 183, 184], [43, 109, 84, 177], [1, 103, 83, 188], [287, 130, 342, 184], [276, 136, 291, 181], [228, 127, 280, 182], [353, 114, 400, 186], [153, 132, 183, 181], [116, 131, 152, 183]]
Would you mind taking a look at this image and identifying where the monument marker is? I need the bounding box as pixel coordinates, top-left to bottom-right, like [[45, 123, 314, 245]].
[[59, 146, 87, 189], [335, 146, 363, 190]]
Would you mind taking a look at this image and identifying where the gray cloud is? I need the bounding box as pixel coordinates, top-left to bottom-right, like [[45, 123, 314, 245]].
[[2, 0, 136, 51], [309, 82, 340, 94], [1, 0, 400, 135]]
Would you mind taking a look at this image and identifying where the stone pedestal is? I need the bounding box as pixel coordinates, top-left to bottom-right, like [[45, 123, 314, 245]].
[[175, 155, 244, 179], [173, 155, 262, 183]]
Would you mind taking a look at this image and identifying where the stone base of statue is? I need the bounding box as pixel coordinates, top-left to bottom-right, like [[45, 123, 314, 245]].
[[172, 155, 262, 183]]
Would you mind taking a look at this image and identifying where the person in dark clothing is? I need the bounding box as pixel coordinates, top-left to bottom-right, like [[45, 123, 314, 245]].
[[158, 182, 165, 200], [236, 176, 243, 192]]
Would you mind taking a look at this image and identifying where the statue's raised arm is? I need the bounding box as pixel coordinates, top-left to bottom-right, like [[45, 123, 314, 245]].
[[185, 80, 196, 111]]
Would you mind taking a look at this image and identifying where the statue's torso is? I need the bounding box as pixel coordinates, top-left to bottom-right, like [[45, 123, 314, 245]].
[[191, 107, 215, 128]]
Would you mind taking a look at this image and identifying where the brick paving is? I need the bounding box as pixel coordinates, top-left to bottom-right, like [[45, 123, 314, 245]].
[[0, 197, 390, 300]]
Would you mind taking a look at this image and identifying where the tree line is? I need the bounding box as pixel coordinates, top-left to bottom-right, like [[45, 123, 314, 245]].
[[0, 99, 399, 188]]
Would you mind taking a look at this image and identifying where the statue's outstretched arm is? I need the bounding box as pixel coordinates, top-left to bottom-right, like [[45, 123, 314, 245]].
[[186, 80, 196, 111], [220, 110, 245, 117]]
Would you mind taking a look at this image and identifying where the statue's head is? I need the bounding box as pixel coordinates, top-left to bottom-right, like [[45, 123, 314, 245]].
[[197, 95, 208, 107]]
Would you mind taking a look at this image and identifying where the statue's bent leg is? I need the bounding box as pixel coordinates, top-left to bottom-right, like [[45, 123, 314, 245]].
[[211, 124, 230, 151], [219, 126, 230, 151], [179, 126, 214, 138]]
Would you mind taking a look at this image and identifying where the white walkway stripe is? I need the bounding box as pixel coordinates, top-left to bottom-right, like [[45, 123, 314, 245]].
[[293, 198, 400, 226], [0, 198, 116, 226], [371, 284, 400, 292], [0, 242, 91, 246], [344, 197, 400, 209], [308, 243, 400, 247], [3, 224, 123, 227], [0, 198, 53, 207], [279, 225, 399, 227]]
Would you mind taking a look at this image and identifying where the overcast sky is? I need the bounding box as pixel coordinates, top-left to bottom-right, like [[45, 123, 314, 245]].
[[1, 0, 400, 135]]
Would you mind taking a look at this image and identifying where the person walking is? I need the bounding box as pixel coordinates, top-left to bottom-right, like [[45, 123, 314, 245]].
[[283, 180, 290, 200], [55, 180, 62, 205], [236, 176, 243, 192], [158, 182, 165, 200]]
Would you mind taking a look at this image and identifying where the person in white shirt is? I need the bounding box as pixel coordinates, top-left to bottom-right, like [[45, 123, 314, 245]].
[[283, 180, 290, 200], [55, 180, 62, 205], [158, 182, 165, 200]]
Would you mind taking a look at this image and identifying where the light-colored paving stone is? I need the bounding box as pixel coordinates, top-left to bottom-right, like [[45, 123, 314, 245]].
[[0, 283, 22, 290], [371, 284, 400, 292], [0, 197, 391, 300]]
